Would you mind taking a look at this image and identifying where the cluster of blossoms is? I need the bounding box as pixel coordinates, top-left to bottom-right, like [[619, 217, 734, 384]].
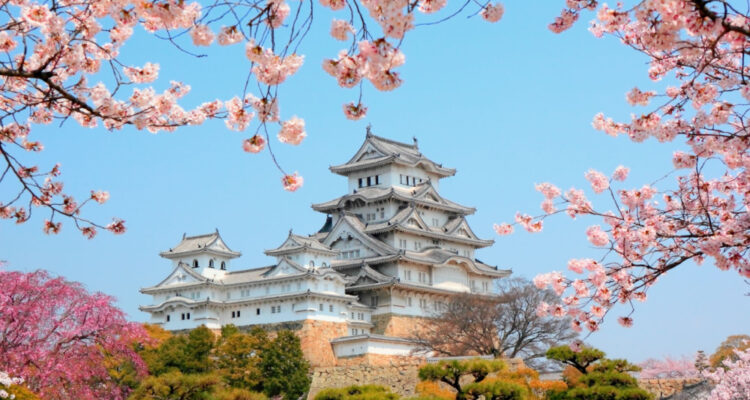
[[0, 270, 149, 399], [704, 348, 750, 399], [1, 0, 508, 234], [493, 0, 750, 333], [0, 371, 22, 399]]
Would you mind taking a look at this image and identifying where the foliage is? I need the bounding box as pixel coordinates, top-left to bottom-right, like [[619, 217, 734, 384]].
[[545, 346, 605, 375], [215, 329, 268, 390], [704, 347, 750, 400], [545, 346, 651, 400], [413, 278, 577, 368], [315, 384, 401, 400], [496, 0, 750, 332], [418, 359, 505, 399], [414, 381, 455, 400], [0, 270, 149, 400], [258, 330, 311, 400], [463, 380, 526, 400], [638, 355, 699, 379], [212, 387, 268, 400], [709, 334, 750, 368], [128, 371, 221, 400]]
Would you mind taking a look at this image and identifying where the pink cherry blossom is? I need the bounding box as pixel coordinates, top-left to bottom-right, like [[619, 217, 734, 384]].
[[278, 117, 307, 145], [343, 102, 368, 120], [493, 223, 513, 235], [190, 24, 215, 46], [282, 172, 304, 192], [243, 135, 267, 153], [331, 20, 355, 41], [584, 169, 609, 193], [585, 225, 609, 247], [90, 191, 110, 204], [481, 3, 504, 23], [612, 165, 629, 181]]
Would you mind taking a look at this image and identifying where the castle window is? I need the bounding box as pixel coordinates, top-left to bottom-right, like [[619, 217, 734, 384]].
[[405, 270, 412, 280], [319, 303, 324, 311], [378, 207, 385, 219], [419, 298, 428, 309], [181, 313, 185, 320], [375, 175, 380, 185], [367, 176, 372, 186], [398, 239, 407, 249], [418, 272, 427, 283], [370, 295, 379, 307], [221, 261, 226, 270], [358, 178, 363, 188], [209, 259, 214, 268], [231, 311, 235, 318], [483, 282, 490, 292], [351, 312, 355, 319], [166, 315, 170, 322], [329, 304, 334, 312], [407, 297, 412, 307], [414, 242, 421, 251], [192, 259, 199, 268], [352, 329, 358, 335], [256, 308, 261, 315]]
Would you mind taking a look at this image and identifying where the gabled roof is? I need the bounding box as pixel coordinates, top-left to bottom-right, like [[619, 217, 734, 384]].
[[322, 213, 398, 256], [260, 257, 308, 277], [141, 262, 209, 293], [329, 132, 456, 177], [364, 205, 494, 248], [311, 182, 475, 215], [264, 231, 339, 256], [160, 230, 241, 259], [347, 264, 398, 286]]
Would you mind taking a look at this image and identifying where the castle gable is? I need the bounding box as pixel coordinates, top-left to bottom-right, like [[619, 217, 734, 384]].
[[263, 258, 307, 277], [323, 215, 396, 257]]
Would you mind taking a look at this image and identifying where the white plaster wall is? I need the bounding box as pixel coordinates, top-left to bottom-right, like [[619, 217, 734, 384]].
[[332, 339, 414, 357], [347, 167, 389, 193], [433, 264, 469, 292]]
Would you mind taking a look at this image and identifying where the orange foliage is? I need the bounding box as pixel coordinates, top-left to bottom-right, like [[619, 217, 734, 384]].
[[561, 365, 584, 387], [415, 380, 455, 399], [481, 365, 566, 400]]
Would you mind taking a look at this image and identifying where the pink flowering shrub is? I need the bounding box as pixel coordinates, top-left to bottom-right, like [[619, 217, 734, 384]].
[[496, 0, 750, 332], [0, 270, 149, 400], [639, 355, 700, 379]]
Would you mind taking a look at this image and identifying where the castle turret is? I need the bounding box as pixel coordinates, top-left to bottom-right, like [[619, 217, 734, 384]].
[[159, 230, 240, 279]]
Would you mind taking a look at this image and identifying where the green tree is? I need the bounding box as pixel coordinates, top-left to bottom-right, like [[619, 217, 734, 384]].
[[141, 325, 216, 376], [418, 359, 506, 400], [216, 329, 268, 390], [463, 380, 526, 400], [315, 384, 400, 400], [128, 371, 220, 400], [544, 346, 651, 400], [259, 330, 311, 400]]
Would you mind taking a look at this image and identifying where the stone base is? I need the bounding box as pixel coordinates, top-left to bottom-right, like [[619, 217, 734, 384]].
[[638, 378, 705, 398], [308, 361, 422, 399], [371, 313, 431, 338]]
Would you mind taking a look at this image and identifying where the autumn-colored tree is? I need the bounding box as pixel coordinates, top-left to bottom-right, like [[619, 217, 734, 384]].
[[215, 327, 269, 390], [0, 270, 148, 400], [710, 334, 750, 368], [494, 0, 750, 332], [418, 359, 506, 400], [315, 384, 401, 400]]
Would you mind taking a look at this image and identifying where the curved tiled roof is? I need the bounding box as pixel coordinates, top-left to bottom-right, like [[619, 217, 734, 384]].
[[330, 133, 455, 177], [159, 230, 241, 259]]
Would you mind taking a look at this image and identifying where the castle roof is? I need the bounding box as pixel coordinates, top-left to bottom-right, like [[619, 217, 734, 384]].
[[363, 205, 494, 248], [329, 132, 455, 177], [159, 230, 241, 259], [311, 181, 475, 215], [264, 231, 339, 256]]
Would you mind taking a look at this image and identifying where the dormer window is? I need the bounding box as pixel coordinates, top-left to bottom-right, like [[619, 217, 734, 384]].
[[221, 261, 226, 270], [192, 259, 199, 268], [209, 259, 214, 268]]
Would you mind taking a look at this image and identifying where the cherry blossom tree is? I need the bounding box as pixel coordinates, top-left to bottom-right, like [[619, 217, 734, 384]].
[[0, 0, 503, 236], [496, 0, 750, 332], [639, 355, 700, 379], [705, 347, 750, 400], [0, 269, 149, 400]]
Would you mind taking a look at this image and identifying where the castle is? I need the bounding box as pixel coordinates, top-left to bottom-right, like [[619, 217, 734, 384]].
[[140, 131, 510, 366]]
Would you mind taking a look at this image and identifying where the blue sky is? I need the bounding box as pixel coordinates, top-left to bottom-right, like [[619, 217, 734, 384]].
[[1, 3, 748, 363]]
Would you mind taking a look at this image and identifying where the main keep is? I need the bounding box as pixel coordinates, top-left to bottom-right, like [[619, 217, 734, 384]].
[[140, 131, 511, 366]]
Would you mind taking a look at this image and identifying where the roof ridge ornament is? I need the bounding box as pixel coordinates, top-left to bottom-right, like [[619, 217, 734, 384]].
[[366, 124, 372, 137]]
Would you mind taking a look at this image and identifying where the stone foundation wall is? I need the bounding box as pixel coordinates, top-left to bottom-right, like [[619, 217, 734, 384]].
[[308, 360, 422, 399], [371, 313, 430, 338], [638, 378, 704, 398]]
